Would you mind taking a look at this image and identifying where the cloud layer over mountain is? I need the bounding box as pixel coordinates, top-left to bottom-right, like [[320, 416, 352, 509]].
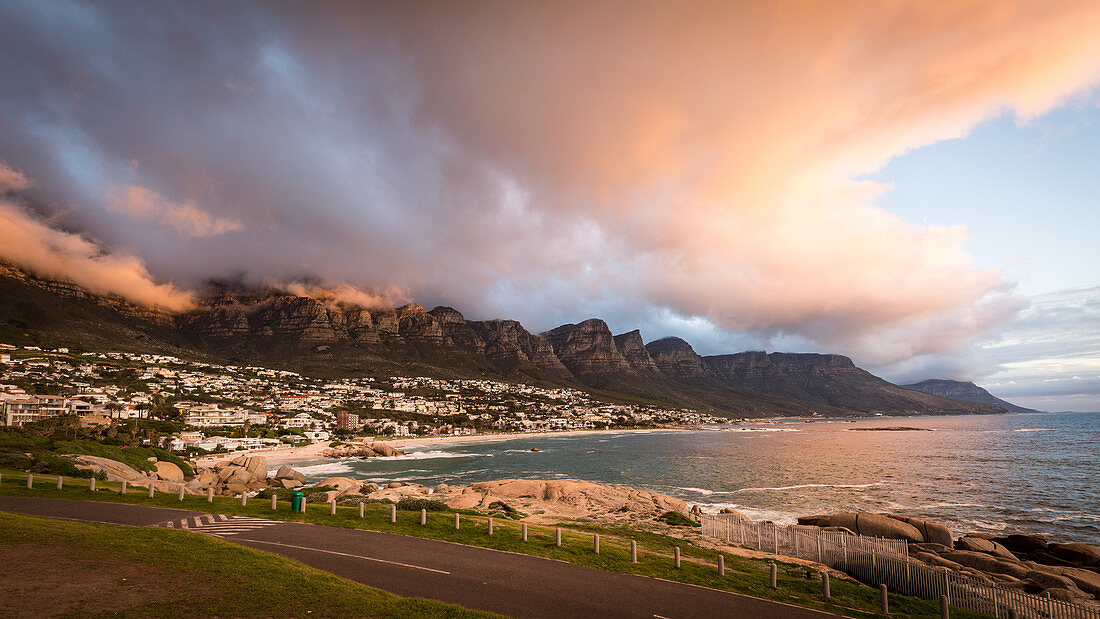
[[2, 1, 1099, 392]]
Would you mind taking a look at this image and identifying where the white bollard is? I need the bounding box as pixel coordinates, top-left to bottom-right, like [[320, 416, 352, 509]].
[[27, 474, 33, 489], [488, 517, 494, 535], [241, 493, 247, 506], [718, 554, 725, 576], [521, 522, 527, 541], [631, 539, 638, 563], [420, 508, 426, 525], [272, 494, 278, 510], [358, 502, 364, 518], [57, 476, 64, 490], [331, 500, 337, 515], [770, 562, 777, 588], [455, 512, 461, 530], [823, 572, 830, 599], [120, 480, 127, 495], [879, 584, 888, 614], [593, 533, 600, 554], [207, 487, 213, 502], [178, 486, 185, 501], [390, 504, 396, 523], [89, 477, 96, 492], [556, 527, 562, 547], [148, 484, 155, 498], [674, 546, 681, 568]]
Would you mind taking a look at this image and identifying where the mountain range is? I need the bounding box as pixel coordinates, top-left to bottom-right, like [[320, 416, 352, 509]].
[[0, 262, 1025, 417], [902, 379, 1041, 414]]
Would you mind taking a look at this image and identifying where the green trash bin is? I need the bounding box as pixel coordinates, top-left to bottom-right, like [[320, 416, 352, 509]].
[[290, 491, 305, 512]]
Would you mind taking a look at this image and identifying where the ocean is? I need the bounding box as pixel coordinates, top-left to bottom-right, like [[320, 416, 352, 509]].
[[291, 411, 1100, 544]]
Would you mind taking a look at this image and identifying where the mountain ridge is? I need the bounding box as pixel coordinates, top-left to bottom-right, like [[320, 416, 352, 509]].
[[903, 379, 1042, 414], [0, 261, 1005, 418]]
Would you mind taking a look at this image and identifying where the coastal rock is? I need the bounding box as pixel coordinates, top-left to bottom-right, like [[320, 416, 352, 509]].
[[995, 534, 1049, 553], [797, 512, 924, 543], [956, 536, 1016, 559], [279, 479, 303, 489], [154, 461, 184, 482], [315, 477, 361, 498], [361, 482, 380, 493], [1027, 570, 1080, 592], [940, 551, 1030, 579], [467, 479, 689, 518], [274, 465, 307, 483], [1048, 543, 1100, 567], [371, 443, 400, 457], [889, 515, 953, 548], [67, 455, 192, 494]]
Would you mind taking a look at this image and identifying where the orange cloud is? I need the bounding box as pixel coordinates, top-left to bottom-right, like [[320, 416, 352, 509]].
[[0, 162, 31, 193], [0, 167, 194, 312], [106, 184, 242, 237]]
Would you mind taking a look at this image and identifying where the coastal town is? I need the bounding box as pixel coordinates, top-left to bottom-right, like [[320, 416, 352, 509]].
[[0, 344, 723, 453]]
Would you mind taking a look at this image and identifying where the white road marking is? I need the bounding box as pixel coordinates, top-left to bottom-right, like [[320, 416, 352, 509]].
[[241, 539, 452, 575]]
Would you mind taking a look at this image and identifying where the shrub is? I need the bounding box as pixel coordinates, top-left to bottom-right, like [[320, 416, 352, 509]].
[[487, 501, 527, 520], [396, 497, 448, 512], [657, 511, 699, 527]]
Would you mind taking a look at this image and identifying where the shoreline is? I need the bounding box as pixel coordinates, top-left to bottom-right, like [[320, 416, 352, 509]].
[[195, 426, 694, 468]]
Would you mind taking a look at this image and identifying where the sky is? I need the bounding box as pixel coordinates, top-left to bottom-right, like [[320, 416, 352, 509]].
[[0, 1, 1098, 411]]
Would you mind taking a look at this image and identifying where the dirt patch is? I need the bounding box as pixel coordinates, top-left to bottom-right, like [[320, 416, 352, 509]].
[[0, 544, 189, 617]]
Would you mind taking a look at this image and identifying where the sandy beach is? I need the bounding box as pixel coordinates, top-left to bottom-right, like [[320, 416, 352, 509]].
[[196, 427, 690, 468]]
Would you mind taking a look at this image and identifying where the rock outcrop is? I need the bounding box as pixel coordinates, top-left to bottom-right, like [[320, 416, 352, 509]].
[[613, 330, 659, 373], [645, 337, 707, 378], [68, 455, 191, 493], [189, 455, 269, 496], [542, 319, 636, 377]]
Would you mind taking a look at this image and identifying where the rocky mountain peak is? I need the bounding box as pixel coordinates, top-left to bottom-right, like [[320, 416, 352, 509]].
[[542, 319, 634, 376], [645, 337, 706, 378], [613, 330, 659, 373]]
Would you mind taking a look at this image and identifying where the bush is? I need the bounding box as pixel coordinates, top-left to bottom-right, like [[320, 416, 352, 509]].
[[657, 511, 699, 527], [28, 454, 105, 479], [396, 497, 448, 512], [487, 501, 527, 520]]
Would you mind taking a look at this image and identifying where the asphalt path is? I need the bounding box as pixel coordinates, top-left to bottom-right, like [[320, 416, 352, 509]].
[[0, 497, 841, 618]]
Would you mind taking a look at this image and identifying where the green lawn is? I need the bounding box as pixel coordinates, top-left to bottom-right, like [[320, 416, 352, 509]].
[[0, 470, 990, 618], [0, 510, 498, 618]]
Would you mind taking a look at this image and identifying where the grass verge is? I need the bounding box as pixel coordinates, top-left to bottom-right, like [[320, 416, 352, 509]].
[[0, 470, 990, 618], [0, 510, 498, 618]]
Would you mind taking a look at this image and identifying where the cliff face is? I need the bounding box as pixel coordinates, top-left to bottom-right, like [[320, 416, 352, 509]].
[[903, 379, 1041, 414], [613, 330, 659, 373], [1, 260, 1010, 418], [645, 337, 707, 379], [542, 319, 635, 377], [704, 351, 858, 379]]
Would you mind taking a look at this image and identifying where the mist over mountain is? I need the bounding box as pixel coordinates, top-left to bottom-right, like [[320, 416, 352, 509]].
[[0, 262, 1005, 418]]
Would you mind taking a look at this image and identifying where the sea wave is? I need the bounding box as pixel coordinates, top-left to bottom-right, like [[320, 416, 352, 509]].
[[1013, 428, 1055, 432], [291, 462, 356, 475], [722, 427, 801, 433], [390, 450, 490, 461], [735, 482, 886, 492]]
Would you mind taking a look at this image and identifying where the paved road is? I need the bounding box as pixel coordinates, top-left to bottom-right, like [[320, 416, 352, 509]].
[[0, 497, 841, 618]]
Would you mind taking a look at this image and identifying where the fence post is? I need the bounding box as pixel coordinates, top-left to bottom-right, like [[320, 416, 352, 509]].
[[272, 494, 278, 510], [420, 508, 426, 525], [879, 584, 888, 614], [89, 477, 95, 492], [332, 500, 338, 516], [57, 475, 64, 490], [455, 512, 460, 530], [674, 546, 681, 568], [207, 487, 213, 502], [487, 517, 493, 535], [940, 595, 949, 619], [521, 522, 527, 541], [823, 572, 830, 599], [718, 554, 725, 576], [773, 523, 778, 555], [358, 501, 364, 518], [757, 525, 762, 550], [770, 562, 777, 588], [556, 527, 562, 547], [120, 480, 127, 495], [631, 539, 637, 563], [390, 504, 397, 523], [149, 484, 155, 498], [178, 486, 185, 501], [27, 474, 33, 489], [942, 569, 951, 606], [239, 493, 246, 506], [593, 534, 600, 554]]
